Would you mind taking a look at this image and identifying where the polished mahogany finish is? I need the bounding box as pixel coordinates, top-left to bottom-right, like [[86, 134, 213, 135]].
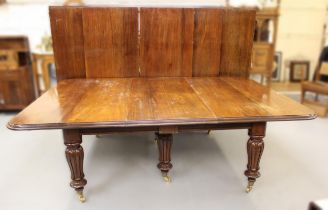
[[83, 8, 139, 78], [63, 129, 87, 202], [63, 129, 87, 191], [156, 133, 173, 175], [193, 8, 223, 76], [9, 6, 316, 200], [49, 6, 256, 80], [140, 8, 194, 77], [8, 77, 315, 130], [245, 122, 266, 192], [219, 8, 255, 77]]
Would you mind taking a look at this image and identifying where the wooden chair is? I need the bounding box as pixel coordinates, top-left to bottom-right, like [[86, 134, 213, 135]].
[[8, 6, 315, 203], [309, 200, 328, 210], [301, 47, 328, 116], [31, 52, 55, 96]]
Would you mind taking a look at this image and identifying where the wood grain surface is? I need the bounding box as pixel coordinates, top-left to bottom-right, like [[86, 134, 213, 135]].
[[49, 7, 86, 81], [50, 6, 256, 79], [192, 8, 223, 76], [139, 8, 194, 77], [8, 77, 315, 130], [219, 8, 256, 77], [82, 8, 139, 78]]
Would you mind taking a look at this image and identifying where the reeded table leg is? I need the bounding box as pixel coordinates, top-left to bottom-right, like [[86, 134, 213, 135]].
[[244, 122, 266, 193], [63, 129, 87, 202], [156, 132, 173, 183]]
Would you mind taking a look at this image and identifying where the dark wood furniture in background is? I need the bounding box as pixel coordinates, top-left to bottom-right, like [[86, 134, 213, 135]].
[[0, 36, 36, 110], [8, 6, 315, 203]]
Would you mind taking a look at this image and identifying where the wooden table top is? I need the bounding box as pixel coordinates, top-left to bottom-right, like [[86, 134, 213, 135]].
[[8, 77, 316, 130]]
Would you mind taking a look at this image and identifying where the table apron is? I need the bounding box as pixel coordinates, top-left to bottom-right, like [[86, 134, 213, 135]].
[[77, 122, 259, 135]]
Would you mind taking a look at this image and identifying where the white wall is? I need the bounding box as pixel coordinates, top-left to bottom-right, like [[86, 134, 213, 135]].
[[6, 0, 258, 7], [276, 0, 327, 81], [0, 0, 257, 50], [1, 0, 326, 80], [0, 3, 51, 50]]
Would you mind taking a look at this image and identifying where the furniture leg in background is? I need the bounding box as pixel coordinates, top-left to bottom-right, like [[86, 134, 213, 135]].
[[63, 130, 87, 202]]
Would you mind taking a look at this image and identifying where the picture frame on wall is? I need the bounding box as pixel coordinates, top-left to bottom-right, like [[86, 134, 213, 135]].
[[272, 52, 282, 81], [289, 61, 310, 82]]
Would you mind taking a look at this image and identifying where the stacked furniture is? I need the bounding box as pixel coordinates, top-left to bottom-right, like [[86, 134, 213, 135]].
[[8, 6, 315, 203], [0, 36, 36, 110]]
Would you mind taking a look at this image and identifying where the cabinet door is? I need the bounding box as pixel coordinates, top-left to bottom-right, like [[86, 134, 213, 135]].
[[251, 43, 273, 74], [0, 70, 26, 109]]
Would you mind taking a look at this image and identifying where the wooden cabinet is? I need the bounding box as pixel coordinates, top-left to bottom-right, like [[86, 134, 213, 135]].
[[252, 43, 273, 74], [251, 3, 280, 86], [0, 36, 36, 110]]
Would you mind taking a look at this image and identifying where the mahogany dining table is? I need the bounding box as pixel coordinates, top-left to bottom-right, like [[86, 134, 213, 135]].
[[8, 5, 316, 202]]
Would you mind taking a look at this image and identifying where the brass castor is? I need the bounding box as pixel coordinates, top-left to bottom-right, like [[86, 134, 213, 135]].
[[245, 181, 255, 193], [162, 172, 171, 183], [77, 191, 86, 203]]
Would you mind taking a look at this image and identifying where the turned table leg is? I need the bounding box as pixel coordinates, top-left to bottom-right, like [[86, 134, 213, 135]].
[[63, 129, 87, 202], [156, 132, 173, 182], [244, 122, 266, 193]]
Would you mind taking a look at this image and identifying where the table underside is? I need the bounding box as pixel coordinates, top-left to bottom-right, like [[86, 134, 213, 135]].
[[8, 77, 315, 130]]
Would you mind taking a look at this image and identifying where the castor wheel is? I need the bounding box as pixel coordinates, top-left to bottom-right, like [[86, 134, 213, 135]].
[[77, 191, 86, 203]]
